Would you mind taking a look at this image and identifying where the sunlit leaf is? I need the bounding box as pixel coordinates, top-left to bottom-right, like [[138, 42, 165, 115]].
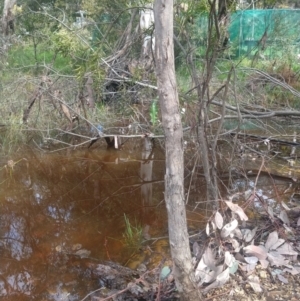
[[271, 239, 285, 251], [221, 219, 238, 238], [229, 261, 239, 274], [195, 258, 209, 281], [61, 103, 72, 122], [203, 268, 230, 293], [206, 222, 210, 236], [244, 256, 258, 265], [243, 245, 267, 260], [265, 231, 279, 251], [233, 227, 243, 239], [228, 238, 241, 252], [224, 251, 235, 268], [283, 224, 294, 235], [160, 266, 171, 280], [211, 220, 216, 231], [203, 247, 217, 269], [215, 211, 223, 229], [203, 265, 223, 284], [281, 202, 290, 211], [225, 201, 248, 221], [216, 267, 230, 283], [247, 275, 262, 293]]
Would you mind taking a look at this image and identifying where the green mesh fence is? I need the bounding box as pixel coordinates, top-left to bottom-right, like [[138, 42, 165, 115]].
[[194, 9, 300, 58], [229, 9, 300, 57]]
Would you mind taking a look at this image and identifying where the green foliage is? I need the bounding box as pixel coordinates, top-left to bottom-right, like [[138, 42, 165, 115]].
[[123, 214, 143, 249], [0, 123, 27, 155], [7, 44, 72, 73], [149, 99, 158, 126], [52, 27, 89, 57]]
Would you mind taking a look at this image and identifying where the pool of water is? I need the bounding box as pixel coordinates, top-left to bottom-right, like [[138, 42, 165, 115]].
[[0, 141, 171, 300], [0, 137, 298, 300]]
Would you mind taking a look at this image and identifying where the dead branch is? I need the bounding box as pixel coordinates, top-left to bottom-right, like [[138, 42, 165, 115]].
[[230, 132, 300, 147], [84, 73, 95, 108], [242, 67, 300, 98], [211, 99, 300, 118], [23, 76, 52, 123]]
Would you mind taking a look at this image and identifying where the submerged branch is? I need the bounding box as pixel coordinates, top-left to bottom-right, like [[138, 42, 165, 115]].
[[211, 99, 300, 118]]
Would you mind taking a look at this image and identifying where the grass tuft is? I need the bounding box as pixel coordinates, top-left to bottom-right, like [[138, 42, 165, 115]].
[[123, 214, 143, 249]]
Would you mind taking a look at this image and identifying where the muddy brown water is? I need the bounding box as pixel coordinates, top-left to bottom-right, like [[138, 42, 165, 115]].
[[0, 142, 169, 300], [0, 140, 298, 300]]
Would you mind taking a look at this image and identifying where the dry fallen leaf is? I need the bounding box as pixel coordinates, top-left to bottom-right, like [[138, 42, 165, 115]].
[[243, 227, 257, 243], [277, 274, 288, 284], [206, 222, 210, 236], [203, 247, 217, 269], [260, 259, 269, 269], [225, 251, 235, 267], [276, 242, 298, 256], [193, 241, 201, 258], [225, 201, 248, 221], [281, 202, 290, 211], [244, 245, 268, 260], [60, 103, 72, 122], [267, 251, 288, 266], [195, 258, 209, 282], [202, 265, 223, 284], [247, 275, 262, 293], [279, 210, 290, 226], [265, 231, 279, 251], [228, 238, 241, 252], [215, 211, 224, 229], [233, 227, 243, 240], [244, 256, 259, 265], [203, 268, 230, 292], [221, 219, 238, 238], [271, 239, 285, 251], [283, 267, 300, 275]]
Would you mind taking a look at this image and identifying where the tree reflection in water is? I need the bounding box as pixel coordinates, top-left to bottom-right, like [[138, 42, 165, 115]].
[[0, 143, 165, 300]]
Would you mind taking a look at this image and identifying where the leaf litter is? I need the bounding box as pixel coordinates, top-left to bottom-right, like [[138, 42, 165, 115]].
[[79, 188, 300, 301], [192, 193, 300, 300]]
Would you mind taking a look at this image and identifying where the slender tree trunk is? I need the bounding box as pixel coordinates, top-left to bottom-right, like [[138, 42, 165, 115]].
[[154, 1, 202, 300], [2, 0, 16, 36]]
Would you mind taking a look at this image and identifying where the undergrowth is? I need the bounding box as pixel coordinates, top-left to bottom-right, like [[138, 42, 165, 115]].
[[123, 214, 143, 250]]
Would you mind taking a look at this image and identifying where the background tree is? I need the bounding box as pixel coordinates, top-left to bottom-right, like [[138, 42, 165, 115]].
[[2, 0, 16, 35]]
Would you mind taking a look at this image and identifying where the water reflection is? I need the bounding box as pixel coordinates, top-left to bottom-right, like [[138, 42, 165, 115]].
[[0, 142, 166, 300], [1, 141, 296, 300]]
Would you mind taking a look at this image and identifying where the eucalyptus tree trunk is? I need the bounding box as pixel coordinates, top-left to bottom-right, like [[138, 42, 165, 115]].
[[2, 0, 16, 36], [154, 1, 202, 300]]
